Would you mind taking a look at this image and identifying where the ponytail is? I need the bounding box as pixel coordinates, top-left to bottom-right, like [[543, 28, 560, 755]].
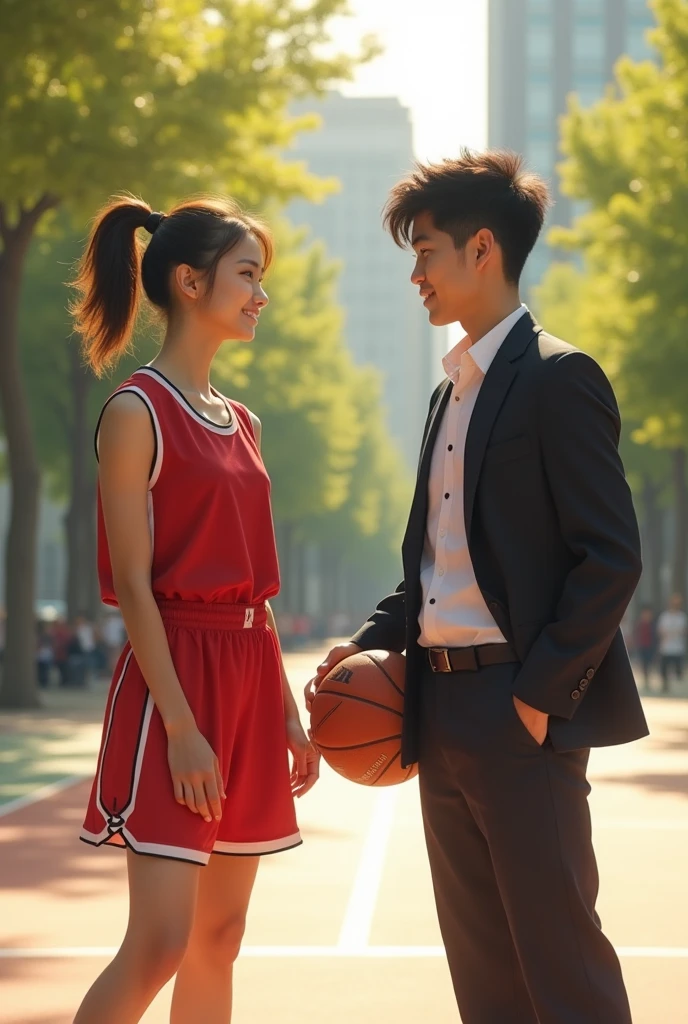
[[72, 192, 273, 377], [72, 195, 152, 376]]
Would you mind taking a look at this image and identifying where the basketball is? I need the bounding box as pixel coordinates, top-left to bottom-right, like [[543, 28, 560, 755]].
[[309, 649, 418, 786]]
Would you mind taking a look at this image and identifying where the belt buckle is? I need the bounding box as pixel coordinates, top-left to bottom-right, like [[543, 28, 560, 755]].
[[431, 648, 452, 673]]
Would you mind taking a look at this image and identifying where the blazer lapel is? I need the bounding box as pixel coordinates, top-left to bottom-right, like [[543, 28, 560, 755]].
[[463, 313, 538, 542], [403, 378, 453, 564]]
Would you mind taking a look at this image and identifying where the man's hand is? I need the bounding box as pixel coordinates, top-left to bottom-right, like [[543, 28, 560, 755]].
[[304, 641, 362, 713], [513, 695, 549, 746]]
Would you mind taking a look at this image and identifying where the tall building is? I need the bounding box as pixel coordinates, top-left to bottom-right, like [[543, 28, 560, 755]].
[[289, 93, 448, 464], [488, 0, 656, 291]]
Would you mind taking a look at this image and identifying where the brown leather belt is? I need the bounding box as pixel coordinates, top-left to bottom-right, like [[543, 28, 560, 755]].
[[427, 643, 519, 673]]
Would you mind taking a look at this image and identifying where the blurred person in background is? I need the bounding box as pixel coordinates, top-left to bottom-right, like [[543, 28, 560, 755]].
[[71, 193, 318, 1024], [36, 620, 55, 689], [66, 618, 90, 689], [657, 593, 687, 693], [633, 605, 657, 691], [101, 609, 127, 674], [52, 617, 74, 687]]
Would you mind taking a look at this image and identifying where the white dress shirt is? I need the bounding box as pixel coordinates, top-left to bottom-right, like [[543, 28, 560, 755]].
[[418, 304, 529, 649]]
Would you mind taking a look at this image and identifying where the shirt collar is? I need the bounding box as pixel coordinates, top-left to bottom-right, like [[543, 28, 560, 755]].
[[442, 304, 529, 385]]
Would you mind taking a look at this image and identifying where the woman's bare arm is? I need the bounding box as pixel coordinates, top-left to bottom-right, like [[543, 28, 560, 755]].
[[98, 393, 225, 822]]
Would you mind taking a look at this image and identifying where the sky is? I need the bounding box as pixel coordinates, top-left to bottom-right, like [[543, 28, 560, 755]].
[[330, 0, 489, 161]]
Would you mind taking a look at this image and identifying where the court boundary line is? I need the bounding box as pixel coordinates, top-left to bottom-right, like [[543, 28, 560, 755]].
[[0, 775, 86, 819], [338, 788, 397, 951], [1, 945, 687, 960]]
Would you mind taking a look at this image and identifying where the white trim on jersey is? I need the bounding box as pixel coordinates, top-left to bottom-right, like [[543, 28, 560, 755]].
[[135, 367, 239, 436], [95, 385, 164, 489]]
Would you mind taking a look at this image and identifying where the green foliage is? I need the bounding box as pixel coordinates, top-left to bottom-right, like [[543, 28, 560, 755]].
[[550, 0, 688, 451], [0, 0, 376, 218]]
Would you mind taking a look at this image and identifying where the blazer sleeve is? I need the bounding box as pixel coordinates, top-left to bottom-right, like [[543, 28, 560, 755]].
[[350, 579, 407, 653], [511, 351, 642, 719]]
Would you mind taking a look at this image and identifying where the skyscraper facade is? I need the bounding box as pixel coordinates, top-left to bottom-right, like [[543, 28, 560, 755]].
[[488, 0, 656, 291], [289, 93, 448, 464]]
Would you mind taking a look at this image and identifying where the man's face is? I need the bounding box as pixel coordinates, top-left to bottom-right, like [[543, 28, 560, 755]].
[[409, 211, 477, 327]]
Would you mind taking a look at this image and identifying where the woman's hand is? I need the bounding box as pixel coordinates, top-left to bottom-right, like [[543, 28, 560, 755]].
[[286, 716, 320, 798], [166, 723, 226, 823]]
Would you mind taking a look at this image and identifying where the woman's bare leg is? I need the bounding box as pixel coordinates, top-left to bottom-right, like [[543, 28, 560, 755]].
[[170, 854, 260, 1023], [74, 850, 200, 1024]]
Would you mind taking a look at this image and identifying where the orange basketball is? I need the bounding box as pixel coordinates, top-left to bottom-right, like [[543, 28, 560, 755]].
[[309, 649, 418, 786]]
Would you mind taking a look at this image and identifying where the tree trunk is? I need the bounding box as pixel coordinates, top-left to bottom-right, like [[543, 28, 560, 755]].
[[0, 196, 58, 708], [64, 343, 98, 621], [671, 447, 688, 602], [641, 474, 664, 614]]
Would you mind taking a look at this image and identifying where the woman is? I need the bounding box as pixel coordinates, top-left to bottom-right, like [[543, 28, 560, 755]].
[[72, 194, 319, 1023]]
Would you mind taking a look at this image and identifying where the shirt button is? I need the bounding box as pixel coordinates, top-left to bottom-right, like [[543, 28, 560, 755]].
[[438, 569, 445, 576], [447, 444, 453, 451], [440, 528, 447, 537], [444, 492, 450, 499], [429, 598, 436, 605], [454, 395, 460, 401]]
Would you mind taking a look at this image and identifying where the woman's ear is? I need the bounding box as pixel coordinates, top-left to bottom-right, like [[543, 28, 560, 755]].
[[173, 263, 201, 301]]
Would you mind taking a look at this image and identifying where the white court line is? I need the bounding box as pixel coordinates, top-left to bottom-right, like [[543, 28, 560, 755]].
[[2, 946, 688, 960], [596, 820, 688, 831], [0, 775, 86, 819], [337, 787, 398, 952]]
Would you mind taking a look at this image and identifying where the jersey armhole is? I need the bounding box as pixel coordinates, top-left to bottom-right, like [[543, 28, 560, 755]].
[[94, 386, 163, 489], [247, 410, 262, 450]]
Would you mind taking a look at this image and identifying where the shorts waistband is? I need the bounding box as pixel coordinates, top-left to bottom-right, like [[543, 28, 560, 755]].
[[156, 599, 267, 631]]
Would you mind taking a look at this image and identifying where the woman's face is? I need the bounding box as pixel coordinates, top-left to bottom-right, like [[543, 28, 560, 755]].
[[180, 232, 269, 342]]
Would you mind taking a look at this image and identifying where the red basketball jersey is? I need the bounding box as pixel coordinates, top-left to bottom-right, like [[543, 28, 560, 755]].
[[96, 366, 280, 607]]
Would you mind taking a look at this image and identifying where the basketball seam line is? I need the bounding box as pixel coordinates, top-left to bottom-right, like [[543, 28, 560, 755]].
[[314, 735, 402, 752], [312, 701, 342, 735], [372, 749, 401, 785], [313, 690, 404, 718], [363, 653, 405, 699]]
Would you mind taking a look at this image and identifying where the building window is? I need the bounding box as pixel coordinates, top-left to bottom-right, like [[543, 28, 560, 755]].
[[527, 82, 553, 123], [573, 25, 606, 62], [573, 80, 605, 107], [627, 22, 653, 61], [527, 140, 554, 181], [528, 25, 554, 64]]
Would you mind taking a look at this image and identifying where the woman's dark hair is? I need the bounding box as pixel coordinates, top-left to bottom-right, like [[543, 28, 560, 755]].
[[383, 149, 551, 284], [71, 194, 273, 375]]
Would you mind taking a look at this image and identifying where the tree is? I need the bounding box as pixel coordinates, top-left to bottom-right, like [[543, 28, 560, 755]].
[[0, 0, 373, 706], [547, 0, 688, 601]]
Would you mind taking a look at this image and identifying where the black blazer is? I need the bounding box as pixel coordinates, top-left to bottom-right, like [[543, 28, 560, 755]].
[[351, 312, 649, 766]]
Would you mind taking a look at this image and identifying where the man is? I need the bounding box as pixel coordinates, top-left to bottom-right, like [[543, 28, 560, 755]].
[[307, 151, 648, 1023], [657, 592, 687, 693]]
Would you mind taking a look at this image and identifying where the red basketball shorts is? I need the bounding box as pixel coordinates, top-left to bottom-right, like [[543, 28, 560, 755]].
[[81, 600, 301, 865]]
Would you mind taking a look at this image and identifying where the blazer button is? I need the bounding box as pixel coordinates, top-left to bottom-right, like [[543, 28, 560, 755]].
[[579, 679, 588, 690], [571, 689, 581, 700], [586, 668, 595, 680], [489, 602, 499, 612]]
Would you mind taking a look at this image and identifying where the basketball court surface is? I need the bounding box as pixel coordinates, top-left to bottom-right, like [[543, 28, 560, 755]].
[[1, 645, 687, 1023]]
